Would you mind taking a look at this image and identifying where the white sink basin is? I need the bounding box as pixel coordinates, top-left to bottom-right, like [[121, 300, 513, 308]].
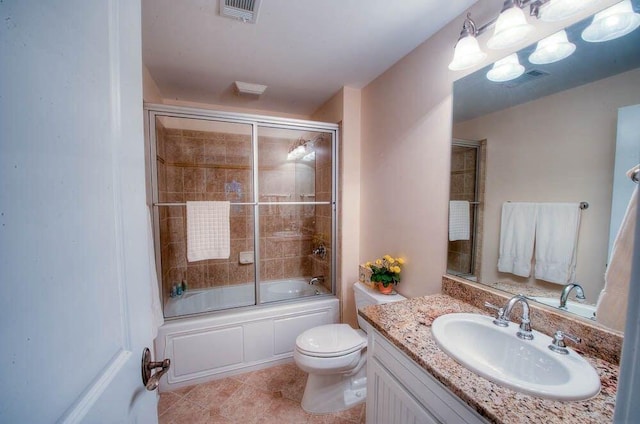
[[530, 296, 596, 320], [431, 313, 601, 400]]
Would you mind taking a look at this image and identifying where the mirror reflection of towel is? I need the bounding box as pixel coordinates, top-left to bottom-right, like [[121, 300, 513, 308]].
[[498, 202, 537, 277], [534, 203, 581, 284], [449, 201, 470, 241]]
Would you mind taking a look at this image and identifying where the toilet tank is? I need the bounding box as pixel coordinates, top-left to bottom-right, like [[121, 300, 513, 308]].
[[353, 282, 406, 331]]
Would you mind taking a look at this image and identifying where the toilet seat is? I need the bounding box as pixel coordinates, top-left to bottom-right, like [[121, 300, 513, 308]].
[[296, 324, 366, 358]]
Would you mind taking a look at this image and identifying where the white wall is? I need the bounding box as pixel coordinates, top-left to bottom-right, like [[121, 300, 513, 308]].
[[312, 87, 362, 327], [143, 63, 163, 103], [453, 69, 640, 301]]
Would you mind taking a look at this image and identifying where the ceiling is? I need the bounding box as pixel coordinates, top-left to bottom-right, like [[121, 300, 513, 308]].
[[454, 0, 640, 122], [141, 0, 477, 116]]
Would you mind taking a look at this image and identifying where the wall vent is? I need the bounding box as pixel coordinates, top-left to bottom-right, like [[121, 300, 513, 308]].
[[503, 69, 551, 88], [220, 0, 261, 23]]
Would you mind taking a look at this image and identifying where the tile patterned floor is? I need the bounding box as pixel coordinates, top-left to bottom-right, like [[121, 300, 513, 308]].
[[158, 362, 366, 424]]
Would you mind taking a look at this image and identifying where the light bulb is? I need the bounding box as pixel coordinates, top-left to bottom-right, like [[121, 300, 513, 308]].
[[448, 35, 487, 71], [487, 5, 534, 50], [582, 0, 640, 42], [487, 53, 525, 82], [539, 0, 599, 22], [528, 30, 576, 64]]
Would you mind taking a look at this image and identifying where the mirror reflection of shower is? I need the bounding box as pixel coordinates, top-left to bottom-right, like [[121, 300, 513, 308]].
[[447, 138, 485, 281], [149, 111, 337, 318]]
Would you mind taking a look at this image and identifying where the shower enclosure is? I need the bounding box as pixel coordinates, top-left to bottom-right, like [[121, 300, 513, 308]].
[[448, 138, 485, 281], [146, 105, 338, 318]]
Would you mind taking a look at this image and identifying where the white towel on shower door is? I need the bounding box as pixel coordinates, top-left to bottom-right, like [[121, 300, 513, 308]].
[[449, 201, 470, 241], [187, 201, 231, 262], [534, 203, 581, 284], [596, 185, 637, 332], [497, 202, 537, 277]]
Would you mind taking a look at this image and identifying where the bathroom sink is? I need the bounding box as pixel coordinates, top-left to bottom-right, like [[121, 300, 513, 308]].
[[431, 313, 601, 400], [530, 296, 596, 320]]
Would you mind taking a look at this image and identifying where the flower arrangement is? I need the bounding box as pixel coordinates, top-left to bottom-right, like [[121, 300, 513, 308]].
[[366, 255, 405, 289]]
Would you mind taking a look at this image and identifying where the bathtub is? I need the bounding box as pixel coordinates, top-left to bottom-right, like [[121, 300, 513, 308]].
[[164, 278, 331, 318], [156, 278, 339, 391]]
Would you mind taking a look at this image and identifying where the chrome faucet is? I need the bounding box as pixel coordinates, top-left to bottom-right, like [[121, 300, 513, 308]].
[[312, 243, 326, 259], [309, 276, 324, 285], [484, 294, 533, 339], [548, 330, 581, 355], [503, 295, 534, 340], [559, 283, 586, 310]]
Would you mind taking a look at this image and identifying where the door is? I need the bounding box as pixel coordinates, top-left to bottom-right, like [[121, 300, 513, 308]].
[[0, 1, 158, 423]]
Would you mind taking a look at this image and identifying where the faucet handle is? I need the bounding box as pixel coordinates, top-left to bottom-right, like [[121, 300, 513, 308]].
[[548, 330, 582, 355], [484, 302, 508, 327]]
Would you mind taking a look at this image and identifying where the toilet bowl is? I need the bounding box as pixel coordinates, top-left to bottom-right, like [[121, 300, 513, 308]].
[[294, 282, 405, 414]]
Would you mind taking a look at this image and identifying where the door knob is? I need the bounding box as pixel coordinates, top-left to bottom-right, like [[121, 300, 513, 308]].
[[141, 347, 170, 391]]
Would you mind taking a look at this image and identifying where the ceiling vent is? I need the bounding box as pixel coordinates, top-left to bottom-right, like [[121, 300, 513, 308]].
[[234, 81, 267, 97], [220, 0, 261, 23], [503, 69, 551, 88]]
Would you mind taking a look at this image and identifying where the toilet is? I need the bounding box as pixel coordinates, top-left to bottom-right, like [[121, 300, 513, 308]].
[[294, 281, 406, 414]]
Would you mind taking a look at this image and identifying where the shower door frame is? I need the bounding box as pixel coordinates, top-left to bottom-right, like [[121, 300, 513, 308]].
[[144, 103, 339, 315], [450, 138, 484, 281]]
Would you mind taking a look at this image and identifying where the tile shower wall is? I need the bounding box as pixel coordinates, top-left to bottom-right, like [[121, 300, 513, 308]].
[[156, 122, 255, 299], [257, 133, 332, 293], [156, 123, 333, 299], [448, 146, 476, 275]]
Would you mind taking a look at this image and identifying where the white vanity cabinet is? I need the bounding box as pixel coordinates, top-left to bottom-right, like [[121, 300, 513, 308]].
[[366, 328, 488, 424]]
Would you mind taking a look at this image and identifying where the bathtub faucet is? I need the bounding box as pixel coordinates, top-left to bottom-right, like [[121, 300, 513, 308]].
[[313, 243, 326, 259], [559, 283, 586, 310], [309, 276, 324, 285]]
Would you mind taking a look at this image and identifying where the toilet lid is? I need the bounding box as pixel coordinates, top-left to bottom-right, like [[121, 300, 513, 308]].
[[296, 324, 366, 358]]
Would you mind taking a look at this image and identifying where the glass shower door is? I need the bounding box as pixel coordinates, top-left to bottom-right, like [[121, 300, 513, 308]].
[[152, 115, 256, 317], [256, 126, 334, 303]]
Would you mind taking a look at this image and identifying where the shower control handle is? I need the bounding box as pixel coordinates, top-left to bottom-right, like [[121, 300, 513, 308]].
[[141, 347, 171, 391]]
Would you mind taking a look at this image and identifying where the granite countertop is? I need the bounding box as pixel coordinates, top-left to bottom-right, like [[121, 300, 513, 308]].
[[359, 294, 618, 424]]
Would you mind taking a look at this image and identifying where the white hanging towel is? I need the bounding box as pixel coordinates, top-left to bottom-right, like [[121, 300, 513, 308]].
[[186, 201, 231, 262], [498, 202, 537, 277], [449, 201, 470, 241], [146, 207, 164, 339], [596, 180, 638, 332], [534, 203, 581, 284]]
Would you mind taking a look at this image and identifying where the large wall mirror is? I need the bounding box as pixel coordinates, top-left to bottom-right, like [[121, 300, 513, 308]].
[[448, 0, 640, 332]]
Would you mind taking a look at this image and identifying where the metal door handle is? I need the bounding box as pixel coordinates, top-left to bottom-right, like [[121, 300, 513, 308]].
[[141, 347, 170, 391]]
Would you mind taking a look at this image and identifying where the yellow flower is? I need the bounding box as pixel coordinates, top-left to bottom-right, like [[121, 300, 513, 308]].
[[397, 258, 405, 265], [365, 261, 372, 268], [375, 259, 383, 266], [387, 257, 395, 264], [383, 254, 392, 261], [393, 266, 401, 273]]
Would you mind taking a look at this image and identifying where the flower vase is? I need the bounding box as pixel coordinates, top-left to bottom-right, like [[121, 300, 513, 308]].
[[377, 282, 394, 295]]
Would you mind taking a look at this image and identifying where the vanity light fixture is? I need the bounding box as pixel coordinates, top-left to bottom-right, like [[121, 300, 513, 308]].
[[448, 14, 488, 71], [287, 138, 308, 161], [487, 0, 535, 50], [581, 0, 640, 42], [486, 53, 525, 82], [528, 30, 576, 64], [302, 151, 316, 162], [537, 0, 599, 22], [449, 0, 624, 72], [287, 135, 322, 161]]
